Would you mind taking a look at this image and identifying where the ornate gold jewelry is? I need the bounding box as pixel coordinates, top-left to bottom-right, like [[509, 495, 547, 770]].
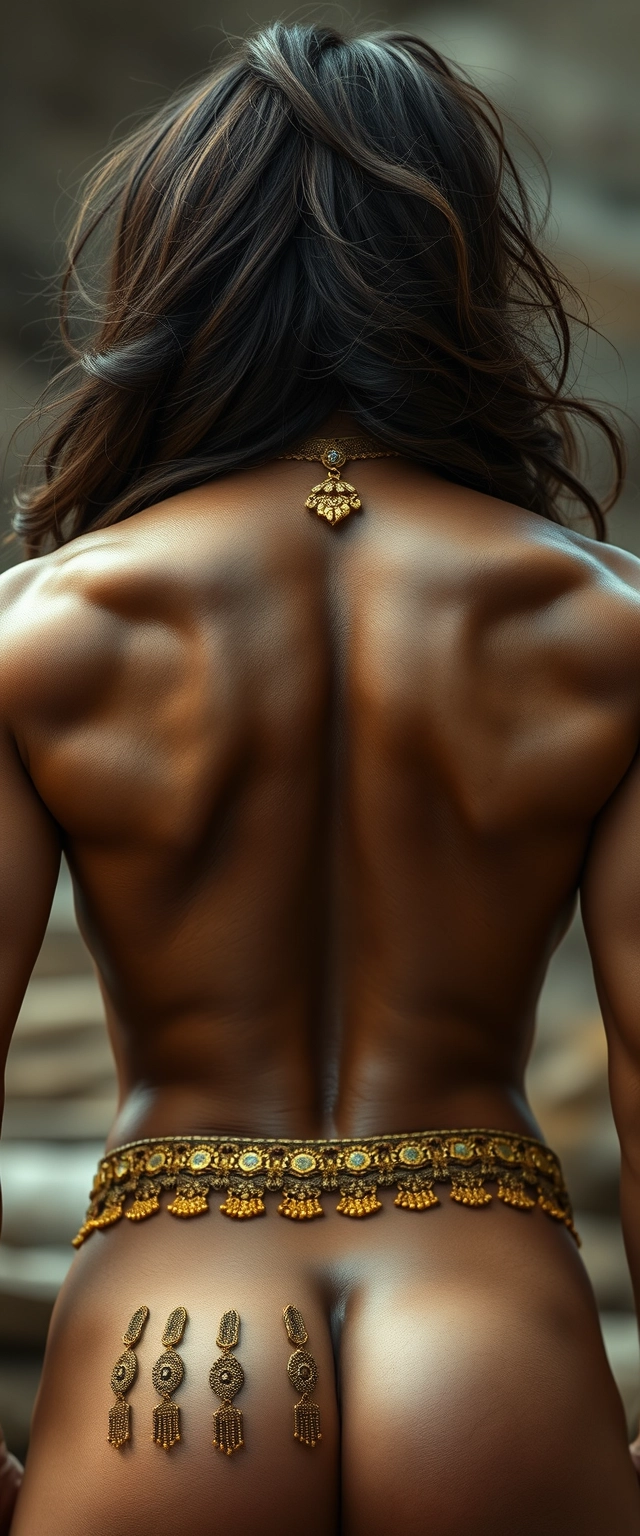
[[107, 1304, 149, 1448], [283, 1304, 322, 1448], [73, 1128, 578, 1244], [152, 1307, 187, 1451], [209, 1309, 245, 1455], [279, 435, 399, 525]]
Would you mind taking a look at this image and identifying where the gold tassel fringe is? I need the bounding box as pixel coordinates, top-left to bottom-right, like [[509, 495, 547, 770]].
[[125, 1196, 160, 1222], [89, 1203, 124, 1234], [336, 1190, 382, 1218], [294, 1398, 322, 1448], [212, 1403, 244, 1455], [108, 1398, 130, 1448], [167, 1193, 209, 1218], [450, 1181, 492, 1206], [72, 1223, 93, 1248], [152, 1401, 181, 1451], [538, 1193, 569, 1221], [220, 1192, 265, 1219], [497, 1181, 536, 1210], [278, 1194, 324, 1220], [394, 1185, 440, 1210]]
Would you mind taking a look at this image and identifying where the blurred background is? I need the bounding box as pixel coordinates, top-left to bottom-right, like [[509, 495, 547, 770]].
[[1, 0, 640, 1461]]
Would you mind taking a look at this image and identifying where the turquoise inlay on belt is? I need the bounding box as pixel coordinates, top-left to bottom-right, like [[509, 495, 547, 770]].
[[72, 1128, 579, 1246]]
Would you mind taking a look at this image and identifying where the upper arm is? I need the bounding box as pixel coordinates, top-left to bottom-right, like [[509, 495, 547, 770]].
[[582, 749, 640, 1171], [0, 721, 61, 1131]]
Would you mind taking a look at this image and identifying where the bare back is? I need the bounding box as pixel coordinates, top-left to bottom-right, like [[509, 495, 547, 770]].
[[6, 457, 640, 1535], [4, 455, 640, 1141]]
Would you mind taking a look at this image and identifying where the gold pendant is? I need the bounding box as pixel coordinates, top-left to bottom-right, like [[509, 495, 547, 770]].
[[305, 467, 361, 525], [305, 446, 360, 525]]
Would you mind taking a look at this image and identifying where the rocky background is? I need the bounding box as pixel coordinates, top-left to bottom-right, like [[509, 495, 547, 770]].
[[1, 0, 639, 1460]]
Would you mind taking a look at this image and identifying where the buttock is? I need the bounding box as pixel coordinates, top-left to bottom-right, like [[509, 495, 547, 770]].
[[341, 1226, 640, 1536], [11, 1151, 640, 1536]]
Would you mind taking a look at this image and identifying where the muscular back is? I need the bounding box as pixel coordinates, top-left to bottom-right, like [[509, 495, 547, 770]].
[[2, 455, 640, 1146]]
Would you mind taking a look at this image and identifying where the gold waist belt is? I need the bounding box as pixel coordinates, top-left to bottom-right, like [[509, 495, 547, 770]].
[[72, 1129, 578, 1247]]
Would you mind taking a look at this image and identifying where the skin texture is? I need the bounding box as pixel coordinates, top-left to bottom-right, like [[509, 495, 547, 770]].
[[2, 440, 640, 1531]]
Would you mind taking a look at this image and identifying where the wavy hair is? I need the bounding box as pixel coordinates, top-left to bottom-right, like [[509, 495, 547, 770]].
[[15, 22, 624, 553]]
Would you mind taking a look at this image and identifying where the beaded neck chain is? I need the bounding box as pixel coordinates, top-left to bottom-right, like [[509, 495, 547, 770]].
[[279, 435, 399, 525]]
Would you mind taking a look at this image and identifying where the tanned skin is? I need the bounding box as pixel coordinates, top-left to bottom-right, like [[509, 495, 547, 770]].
[[3, 431, 640, 1533]]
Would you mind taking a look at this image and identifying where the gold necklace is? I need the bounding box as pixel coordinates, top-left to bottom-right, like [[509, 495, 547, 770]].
[[279, 435, 399, 525]]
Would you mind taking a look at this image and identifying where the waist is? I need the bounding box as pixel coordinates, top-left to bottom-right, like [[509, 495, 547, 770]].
[[72, 1127, 579, 1246]]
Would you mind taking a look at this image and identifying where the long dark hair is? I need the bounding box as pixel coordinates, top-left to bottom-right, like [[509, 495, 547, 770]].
[[15, 22, 624, 554]]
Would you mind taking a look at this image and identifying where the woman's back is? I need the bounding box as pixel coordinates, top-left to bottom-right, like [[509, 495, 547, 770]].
[[2, 450, 640, 1151], [6, 455, 640, 1535], [5, 21, 640, 1535]]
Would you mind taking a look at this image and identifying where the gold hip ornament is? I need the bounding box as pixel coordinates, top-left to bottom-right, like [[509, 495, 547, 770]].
[[107, 1304, 149, 1448], [283, 1303, 322, 1449], [151, 1306, 187, 1451], [210, 1309, 245, 1456], [279, 436, 399, 525]]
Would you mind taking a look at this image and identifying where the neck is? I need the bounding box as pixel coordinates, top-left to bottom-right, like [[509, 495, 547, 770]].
[[316, 409, 365, 437]]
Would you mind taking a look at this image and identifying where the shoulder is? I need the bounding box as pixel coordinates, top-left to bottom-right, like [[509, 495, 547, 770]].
[[405, 477, 640, 686], [0, 525, 163, 730], [493, 511, 640, 628], [0, 498, 203, 633], [0, 495, 232, 734], [437, 483, 640, 618], [470, 498, 640, 697]]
